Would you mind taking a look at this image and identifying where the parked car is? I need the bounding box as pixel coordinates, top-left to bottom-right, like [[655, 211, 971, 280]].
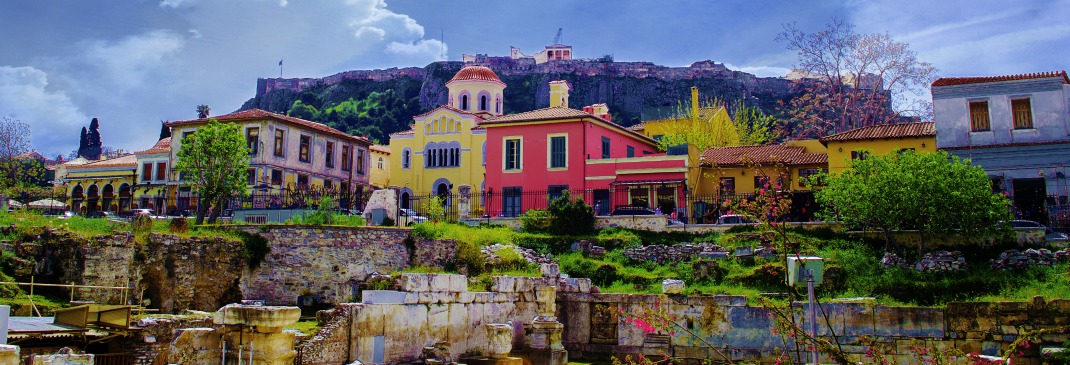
[[399, 208, 428, 226], [998, 220, 1069, 244], [85, 211, 116, 219], [610, 206, 657, 216], [58, 211, 76, 219], [130, 208, 157, 218], [716, 214, 757, 225]]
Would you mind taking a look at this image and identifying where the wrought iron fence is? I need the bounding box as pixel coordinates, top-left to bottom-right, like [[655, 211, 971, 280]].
[[398, 189, 822, 223]]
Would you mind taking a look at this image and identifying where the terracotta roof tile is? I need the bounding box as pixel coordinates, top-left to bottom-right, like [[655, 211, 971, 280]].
[[701, 144, 827, 167], [819, 122, 934, 143], [412, 105, 485, 120], [628, 123, 645, 132], [370, 145, 391, 154], [390, 129, 415, 136], [482, 106, 655, 144], [447, 65, 504, 85], [67, 154, 137, 169], [135, 137, 171, 155], [167, 109, 369, 144], [932, 71, 1069, 87]]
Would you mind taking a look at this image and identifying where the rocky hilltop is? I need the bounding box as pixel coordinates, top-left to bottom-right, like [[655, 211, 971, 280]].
[[241, 59, 808, 142]]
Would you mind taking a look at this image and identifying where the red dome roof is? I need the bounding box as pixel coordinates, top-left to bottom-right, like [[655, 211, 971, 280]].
[[447, 65, 503, 85]]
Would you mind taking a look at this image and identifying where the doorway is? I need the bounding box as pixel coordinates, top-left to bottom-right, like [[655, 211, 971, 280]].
[[1013, 178, 1047, 223]]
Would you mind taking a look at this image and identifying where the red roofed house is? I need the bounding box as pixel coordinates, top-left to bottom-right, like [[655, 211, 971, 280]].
[[819, 121, 936, 174], [694, 140, 828, 223], [481, 80, 699, 218], [165, 109, 372, 216], [932, 70, 1070, 224]]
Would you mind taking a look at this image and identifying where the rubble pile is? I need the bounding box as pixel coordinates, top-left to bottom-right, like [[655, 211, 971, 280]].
[[482, 244, 554, 265], [991, 248, 1056, 270], [880, 252, 910, 269], [913, 251, 966, 272], [623, 242, 727, 263]]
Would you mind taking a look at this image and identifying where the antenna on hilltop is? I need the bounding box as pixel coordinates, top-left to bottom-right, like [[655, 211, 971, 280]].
[[553, 27, 563, 44], [440, 29, 445, 61]]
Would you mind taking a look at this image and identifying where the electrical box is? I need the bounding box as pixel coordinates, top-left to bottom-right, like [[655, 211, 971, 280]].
[[787, 256, 824, 287]]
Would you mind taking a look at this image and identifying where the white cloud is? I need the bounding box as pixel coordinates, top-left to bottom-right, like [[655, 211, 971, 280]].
[[724, 64, 792, 78], [80, 30, 186, 90], [386, 39, 446, 60], [0, 66, 88, 156], [159, 0, 197, 8]]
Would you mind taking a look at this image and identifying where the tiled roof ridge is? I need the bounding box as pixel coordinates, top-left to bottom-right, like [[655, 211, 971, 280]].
[[167, 109, 369, 143], [932, 71, 1069, 87], [820, 121, 935, 142]]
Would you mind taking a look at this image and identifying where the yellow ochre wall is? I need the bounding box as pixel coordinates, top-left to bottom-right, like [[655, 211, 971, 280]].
[[825, 136, 936, 174], [389, 108, 487, 194]]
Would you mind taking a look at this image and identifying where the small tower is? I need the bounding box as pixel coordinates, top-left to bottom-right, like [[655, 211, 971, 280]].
[[549, 80, 571, 108]]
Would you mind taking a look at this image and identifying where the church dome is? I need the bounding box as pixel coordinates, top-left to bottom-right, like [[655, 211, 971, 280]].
[[447, 66, 504, 85]]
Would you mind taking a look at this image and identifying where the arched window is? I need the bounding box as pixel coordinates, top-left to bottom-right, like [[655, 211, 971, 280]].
[[378, 157, 384, 169], [402, 148, 411, 169], [425, 123, 431, 135], [461, 94, 469, 110], [495, 95, 501, 114], [479, 94, 489, 111], [482, 141, 486, 166], [455, 121, 461, 132]]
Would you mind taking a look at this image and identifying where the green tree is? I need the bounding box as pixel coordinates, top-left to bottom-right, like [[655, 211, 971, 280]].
[[814, 150, 1010, 254], [85, 118, 102, 160], [175, 119, 251, 224], [655, 98, 740, 151], [547, 190, 595, 236], [732, 100, 779, 145], [196, 104, 211, 119]]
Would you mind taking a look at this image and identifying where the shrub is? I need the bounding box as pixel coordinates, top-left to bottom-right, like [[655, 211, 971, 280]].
[[381, 216, 396, 227], [731, 263, 786, 291], [453, 241, 487, 276], [591, 264, 619, 287], [491, 245, 531, 272], [548, 191, 595, 236], [425, 196, 446, 222], [519, 209, 552, 233], [411, 222, 443, 239], [168, 217, 190, 234], [333, 214, 365, 227], [595, 227, 642, 249], [365, 276, 397, 290], [130, 213, 152, 234], [236, 231, 271, 269]]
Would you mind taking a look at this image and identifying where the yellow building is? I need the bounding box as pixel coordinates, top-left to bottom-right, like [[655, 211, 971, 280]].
[[631, 86, 735, 147], [64, 154, 137, 214], [820, 122, 936, 174], [697, 140, 828, 196], [369, 145, 390, 188], [166, 109, 373, 213], [388, 65, 504, 209], [132, 137, 171, 212]]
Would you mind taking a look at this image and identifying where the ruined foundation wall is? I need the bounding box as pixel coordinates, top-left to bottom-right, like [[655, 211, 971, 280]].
[[237, 226, 455, 306]]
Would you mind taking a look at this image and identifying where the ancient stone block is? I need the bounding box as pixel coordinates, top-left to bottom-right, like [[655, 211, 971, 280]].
[[168, 328, 220, 365], [448, 274, 468, 292], [383, 304, 429, 361], [400, 273, 431, 292], [576, 278, 592, 293], [458, 292, 476, 304], [491, 276, 516, 293], [352, 305, 385, 362], [362, 290, 406, 304], [515, 277, 535, 293], [559, 300, 590, 344], [446, 303, 470, 355], [0, 345, 16, 365], [661, 279, 685, 294]]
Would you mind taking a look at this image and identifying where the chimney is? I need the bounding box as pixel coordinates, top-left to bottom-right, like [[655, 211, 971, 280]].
[[549, 80, 570, 108], [690, 86, 699, 119], [585, 104, 612, 121]]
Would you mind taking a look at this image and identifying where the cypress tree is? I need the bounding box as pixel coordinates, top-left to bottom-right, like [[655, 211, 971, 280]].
[[78, 127, 89, 158], [86, 118, 102, 160]]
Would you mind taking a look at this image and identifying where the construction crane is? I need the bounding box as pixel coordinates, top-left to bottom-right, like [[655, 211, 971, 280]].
[[552, 27, 563, 44]]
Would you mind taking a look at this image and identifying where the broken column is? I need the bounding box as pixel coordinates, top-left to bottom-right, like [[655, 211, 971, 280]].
[[0, 345, 18, 365], [168, 328, 221, 364], [214, 303, 301, 365], [525, 285, 567, 365]]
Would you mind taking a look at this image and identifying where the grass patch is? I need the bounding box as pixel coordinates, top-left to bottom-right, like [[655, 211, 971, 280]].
[[285, 319, 322, 336]]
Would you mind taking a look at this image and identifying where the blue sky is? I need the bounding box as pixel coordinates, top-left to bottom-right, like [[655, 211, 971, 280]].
[[2, 0, 1068, 158]]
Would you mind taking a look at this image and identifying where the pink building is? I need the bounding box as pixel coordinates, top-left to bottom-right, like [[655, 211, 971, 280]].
[[481, 81, 695, 217]]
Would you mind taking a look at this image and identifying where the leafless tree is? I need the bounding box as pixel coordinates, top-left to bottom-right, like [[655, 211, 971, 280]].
[[777, 19, 938, 137], [0, 116, 33, 188]]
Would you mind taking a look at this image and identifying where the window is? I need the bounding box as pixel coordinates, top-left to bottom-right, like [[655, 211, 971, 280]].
[[273, 129, 286, 157], [247, 168, 256, 185], [324, 179, 333, 190], [461, 94, 469, 110], [299, 135, 311, 162], [627, 146, 635, 158], [652, 134, 663, 142], [297, 174, 309, 187], [155, 162, 166, 181], [851, 151, 868, 160], [798, 168, 826, 187], [754, 176, 771, 190], [271, 169, 282, 185], [342, 145, 352, 171], [505, 138, 522, 170], [378, 157, 384, 170], [479, 95, 489, 111], [503, 186, 522, 217], [548, 185, 569, 202], [357, 149, 365, 175], [402, 148, 410, 169], [1012, 98, 1033, 129], [969, 101, 990, 132], [325, 141, 335, 168], [141, 163, 152, 182], [549, 136, 567, 168], [601, 137, 611, 159], [630, 188, 649, 207], [719, 177, 735, 195], [246, 128, 259, 156]]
